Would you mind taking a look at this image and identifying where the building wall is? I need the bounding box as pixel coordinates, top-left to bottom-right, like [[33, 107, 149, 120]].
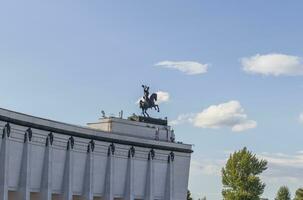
[[0, 120, 191, 200]]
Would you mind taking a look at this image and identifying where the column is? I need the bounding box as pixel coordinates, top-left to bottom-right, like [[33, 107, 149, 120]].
[[104, 143, 115, 200], [83, 140, 94, 200], [165, 152, 174, 200], [18, 128, 32, 200], [63, 137, 74, 200], [0, 123, 11, 200], [124, 146, 135, 200], [41, 133, 54, 200], [145, 149, 155, 200]]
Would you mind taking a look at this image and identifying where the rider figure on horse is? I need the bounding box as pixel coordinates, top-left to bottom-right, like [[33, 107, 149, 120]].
[[142, 85, 150, 101], [139, 85, 159, 117]]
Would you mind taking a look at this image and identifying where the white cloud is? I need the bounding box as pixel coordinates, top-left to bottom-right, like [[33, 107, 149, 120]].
[[189, 151, 303, 200], [190, 159, 224, 176], [259, 151, 303, 182], [260, 152, 303, 167], [171, 101, 256, 132], [241, 53, 303, 76], [136, 91, 170, 104], [155, 61, 208, 75], [169, 113, 195, 125], [194, 101, 257, 132], [231, 120, 257, 132], [190, 151, 303, 186], [156, 91, 170, 104], [299, 113, 303, 124]]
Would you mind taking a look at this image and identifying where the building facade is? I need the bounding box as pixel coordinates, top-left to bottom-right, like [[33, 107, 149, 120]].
[[0, 108, 192, 200]]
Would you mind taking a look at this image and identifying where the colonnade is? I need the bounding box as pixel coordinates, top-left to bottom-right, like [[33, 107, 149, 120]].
[[0, 123, 175, 200]]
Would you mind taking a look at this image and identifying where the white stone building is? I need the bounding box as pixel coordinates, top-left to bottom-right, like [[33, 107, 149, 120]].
[[0, 108, 192, 200]]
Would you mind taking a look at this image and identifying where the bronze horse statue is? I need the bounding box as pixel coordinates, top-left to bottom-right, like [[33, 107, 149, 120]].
[[139, 85, 160, 117]]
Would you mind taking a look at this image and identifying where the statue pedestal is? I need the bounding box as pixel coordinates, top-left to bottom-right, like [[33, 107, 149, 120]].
[[128, 116, 167, 126], [87, 116, 171, 141]]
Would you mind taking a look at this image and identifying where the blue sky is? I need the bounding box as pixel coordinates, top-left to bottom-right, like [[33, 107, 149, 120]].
[[1, 1, 303, 199]]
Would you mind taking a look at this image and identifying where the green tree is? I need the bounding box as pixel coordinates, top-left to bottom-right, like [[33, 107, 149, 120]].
[[221, 147, 268, 200], [294, 188, 303, 200], [275, 186, 291, 200], [187, 190, 193, 200]]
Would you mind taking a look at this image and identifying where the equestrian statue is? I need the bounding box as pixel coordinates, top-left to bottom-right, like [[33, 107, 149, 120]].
[[139, 85, 160, 117]]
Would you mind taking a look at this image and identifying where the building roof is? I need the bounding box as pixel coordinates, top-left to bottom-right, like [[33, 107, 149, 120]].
[[0, 108, 193, 153]]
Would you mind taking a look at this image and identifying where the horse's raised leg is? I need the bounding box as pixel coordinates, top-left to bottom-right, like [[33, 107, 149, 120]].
[[145, 110, 150, 118]]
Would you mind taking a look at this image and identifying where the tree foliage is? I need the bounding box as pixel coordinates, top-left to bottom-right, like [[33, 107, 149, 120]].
[[275, 186, 291, 200], [294, 188, 303, 200], [187, 190, 193, 200], [221, 147, 268, 200]]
